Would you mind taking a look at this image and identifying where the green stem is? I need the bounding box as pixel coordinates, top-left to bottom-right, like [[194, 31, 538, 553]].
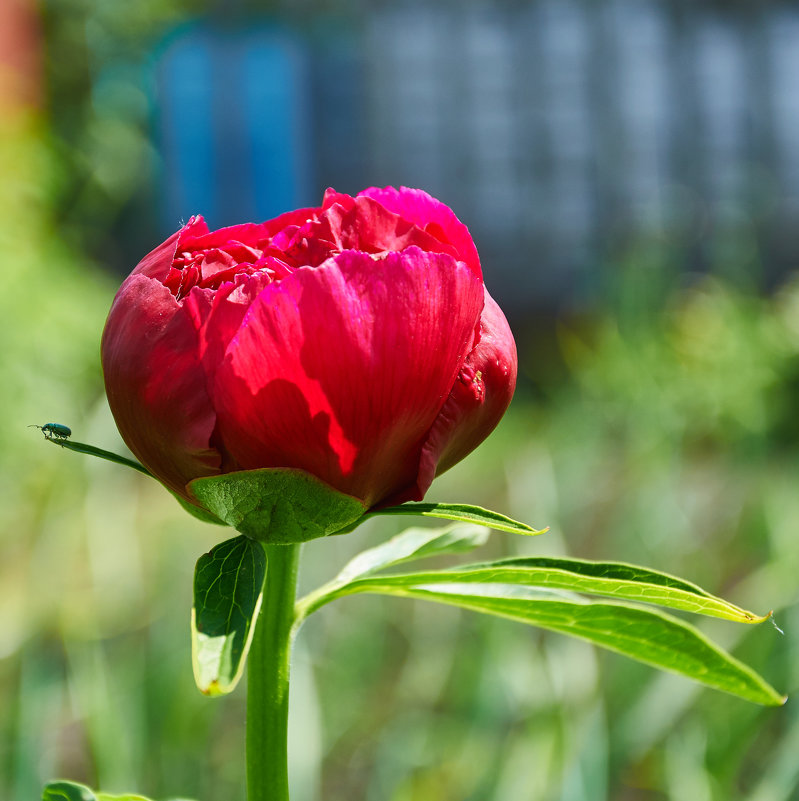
[[247, 542, 301, 801]]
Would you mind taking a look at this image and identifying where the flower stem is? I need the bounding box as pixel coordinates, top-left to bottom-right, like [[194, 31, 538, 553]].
[[247, 542, 301, 801]]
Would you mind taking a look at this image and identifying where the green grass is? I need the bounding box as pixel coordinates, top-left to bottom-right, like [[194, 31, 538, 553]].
[[2, 121, 797, 801]]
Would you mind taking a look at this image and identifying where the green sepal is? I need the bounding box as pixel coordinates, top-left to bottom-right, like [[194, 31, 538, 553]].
[[192, 534, 267, 695], [172, 492, 226, 526], [188, 468, 367, 543]]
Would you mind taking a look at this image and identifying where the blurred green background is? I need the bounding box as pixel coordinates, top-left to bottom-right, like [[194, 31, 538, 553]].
[[2, 1, 799, 800]]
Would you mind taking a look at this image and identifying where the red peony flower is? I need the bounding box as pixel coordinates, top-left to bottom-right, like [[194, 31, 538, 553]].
[[101, 187, 517, 510]]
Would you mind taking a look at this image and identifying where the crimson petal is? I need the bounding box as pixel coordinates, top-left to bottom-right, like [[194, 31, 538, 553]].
[[358, 186, 482, 278], [212, 248, 485, 507], [408, 288, 517, 503], [101, 274, 221, 497]]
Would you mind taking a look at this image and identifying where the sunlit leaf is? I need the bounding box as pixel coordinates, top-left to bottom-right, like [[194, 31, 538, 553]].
[[352, 583, 785, 705], [42, 784, 160, 801], [41, 784, 183, 801], [42, 782, 98, 801], [192, 535, 266, 696], [373, 502, 545, 535], [296, 524, 489, 619], [329, 556, 769, 623], [297, 545, 785, 705], [370, 502, 546, 535], [334, 523, 490, 582]]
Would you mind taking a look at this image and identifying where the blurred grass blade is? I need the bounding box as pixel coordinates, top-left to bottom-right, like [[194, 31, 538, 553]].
[[44, 437, 152, 476], [371, 502, 546, 535], [363, 584, 785, 705], [333, 556, 769, 623], [334, 523, 490, 582], [192, 535, 266, 696]]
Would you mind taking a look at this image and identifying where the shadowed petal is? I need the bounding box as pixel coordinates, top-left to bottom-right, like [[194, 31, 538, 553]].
[[101, 274, 221, 497], [212, 248, 484, 507], [406, 288, 517, 503], [181, 271, 274, 390]]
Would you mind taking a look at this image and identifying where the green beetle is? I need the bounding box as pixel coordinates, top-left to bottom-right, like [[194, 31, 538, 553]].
[[30, 422, 72, 441]]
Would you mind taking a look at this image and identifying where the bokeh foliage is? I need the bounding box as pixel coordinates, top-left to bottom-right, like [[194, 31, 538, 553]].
[[3, 1, 799, 799], [3, 110, 798, 798]]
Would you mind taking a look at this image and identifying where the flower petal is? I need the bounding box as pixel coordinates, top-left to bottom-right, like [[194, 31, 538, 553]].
[[408, 288, 517, 503], [101, 274, 221, 496], [181, 271, 274, 401], [130, 221, 196, 282], [283, 195, 460, 268], [359, 186, 482, 278], [178, 208, 317, 253], [212, 248, 485, 507]]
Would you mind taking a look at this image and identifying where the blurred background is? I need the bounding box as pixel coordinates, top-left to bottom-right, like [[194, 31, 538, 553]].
[[2, 0, 799, 799]]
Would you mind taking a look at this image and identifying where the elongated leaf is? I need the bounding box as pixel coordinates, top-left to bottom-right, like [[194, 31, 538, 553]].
[[43, 437, 152, 476], [334, 524, 490, 582], [192, 535, 266, 696], [353, 583, 786, 705], [327, 556, 768, 624], [296, 524, 490, 620], [371, 502, 546, 535]]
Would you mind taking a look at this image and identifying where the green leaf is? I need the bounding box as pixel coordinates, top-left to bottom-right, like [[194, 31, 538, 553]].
[[334, 523, 490, 582], [192, 534, 266, 696], [297, 541, 784, 705], [43, 782, 98, 801], [36, 432, 223, 527], [370, 502, 546, 536], [188, 468, 367, 543], [331, 556, 769, 623], [43, 438, 152, 476], [296, 524, 490, 620], [357, 584, 786, 705], [42, 785, 170, 801]]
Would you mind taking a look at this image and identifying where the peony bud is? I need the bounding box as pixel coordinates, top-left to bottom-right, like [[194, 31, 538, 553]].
[[101, 187, 517, 514]]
